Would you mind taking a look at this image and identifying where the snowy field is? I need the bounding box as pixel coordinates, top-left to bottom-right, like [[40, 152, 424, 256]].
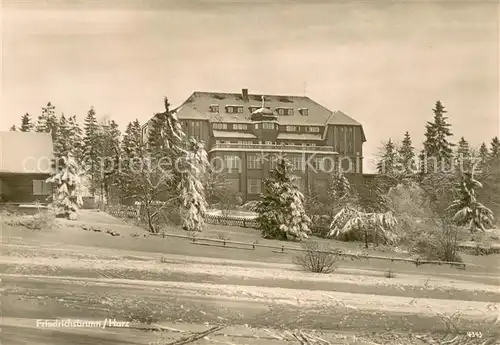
[[1, 210, 500, 344]]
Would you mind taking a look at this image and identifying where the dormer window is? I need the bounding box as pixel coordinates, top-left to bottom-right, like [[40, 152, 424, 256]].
[[209, 104, 219, 113], [286, 126, 296, 132], [277, 108, 293, 116], [262, 122, 275, 130], [299, 108, 308, 116], [307, 126, 320, 133], [226, 105, 243, 114]]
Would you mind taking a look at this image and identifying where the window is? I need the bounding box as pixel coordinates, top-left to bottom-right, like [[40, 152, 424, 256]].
[[209, 104, 219, 113], [269, 155, 279, 170], [33, 180, 51, 196], [307, 127, 320, 133], [237, 140, 253, 146], [313, 157, 325, 171], [254, 123, 259, 129], [265, 141, 273, 145], [290, 156, 304, 171], [213, 123, 227, 130], [247, 154, 262, 169], [227, 178, 240, 192], [262, 122, 275, 130], [299, 108, 309, 116], [277, 108, 293, 116], [247, 179, 261, 194], [216, 140, 221, 144], [226, 106, 243, 114], [249, 106, 260, 113], [310, 143, 316, 146], [224, 155, 241, 171], [286, 126, 296, 132], [233, 124, 248, 130]]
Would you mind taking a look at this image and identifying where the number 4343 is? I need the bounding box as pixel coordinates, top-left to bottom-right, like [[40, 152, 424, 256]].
[[467, 332, 483, 338]]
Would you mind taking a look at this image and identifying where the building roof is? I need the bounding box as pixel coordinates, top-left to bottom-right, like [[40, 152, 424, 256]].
[[0, 131, 53, 174], [175, 91, 363, 127], [213, 131, 257, 139]]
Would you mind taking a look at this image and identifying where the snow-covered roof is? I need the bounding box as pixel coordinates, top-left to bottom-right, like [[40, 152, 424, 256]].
[[0, 131, 53, 174]]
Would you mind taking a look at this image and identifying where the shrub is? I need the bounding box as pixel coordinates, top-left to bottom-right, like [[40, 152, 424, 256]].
[[5, 211, 55, 230], [293, 241, 339, 273]]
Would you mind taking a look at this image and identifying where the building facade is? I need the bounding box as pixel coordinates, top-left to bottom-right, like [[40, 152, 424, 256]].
[[0, 131, 53, 204], [143, 89, 366, 201]]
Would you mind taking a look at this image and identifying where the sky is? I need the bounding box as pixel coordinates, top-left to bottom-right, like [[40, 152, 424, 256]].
[[1, 0, 499, 173]]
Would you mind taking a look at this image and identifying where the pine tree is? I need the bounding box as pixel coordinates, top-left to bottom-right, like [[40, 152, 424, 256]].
[[120, 120, 147, 202], [478, 142, 489, 169], [54, 114, 71, 158], [147, 97, 172, 158], [178, 137, 209, 232], [36, 102, 59, 142], [456, 136, 472, 172], [420, 101, 454, 174], [255, 158, 312, 240], [397, 131, 416, 179], [100, 120, 121, 203], [68, 115, 84, 164], [490, 136, 500, 160], [20, 113, 34, 132], [376, 139, 398, 176], [83, 107, 102, 196], [447, 170, 494, 234], [9, 125, 16, 131], [46, 153, 84, 220]]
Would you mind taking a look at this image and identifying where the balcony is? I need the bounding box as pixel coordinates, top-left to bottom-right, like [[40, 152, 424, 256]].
[[209, 143, 337, 154]]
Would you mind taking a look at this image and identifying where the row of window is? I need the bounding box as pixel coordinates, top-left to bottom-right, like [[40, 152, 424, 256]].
[[212, 122, 320, 133], [226, 177, 326, 195], [222, 155, 328, 171], [209, 105, 309, 116], [215, 140, 317, 147]]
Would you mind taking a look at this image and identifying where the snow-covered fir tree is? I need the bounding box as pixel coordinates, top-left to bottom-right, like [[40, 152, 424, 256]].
[[9, 125, 16, 131], [397, 131, 416, 179], [478, 142, 489, 169], [490, 136, 500, 160], [46, 153, 84, 220], [54, 114, 72, 158], [178, 137, 209, 232], [100, 120, 121, 202], [456, 136, 473, 172], [420, 101, 454, 174], [376, 139, 398, 177], [255, 158, 311, 241], [447, 168, 494, 234], [68, 115, 84, 164], [83, 106, 102, 196], [20, 113, 34, 132], [36, 102, 59, 142], [120, 120, 146, 200]]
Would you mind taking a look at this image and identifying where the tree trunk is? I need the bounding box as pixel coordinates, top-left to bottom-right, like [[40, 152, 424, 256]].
[[364, 228, 369, 249]]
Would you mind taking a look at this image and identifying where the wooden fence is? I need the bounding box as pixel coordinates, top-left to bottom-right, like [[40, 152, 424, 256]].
[[106, 205, 258, 228], [152, 232, 480, 269]]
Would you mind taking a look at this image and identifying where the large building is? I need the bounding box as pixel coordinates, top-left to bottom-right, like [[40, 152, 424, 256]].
[[143, 89, 366, 201]]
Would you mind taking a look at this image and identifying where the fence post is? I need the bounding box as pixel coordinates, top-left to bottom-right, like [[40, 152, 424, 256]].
[[281, 245, 284, 253], [243, 219, 246, 228]]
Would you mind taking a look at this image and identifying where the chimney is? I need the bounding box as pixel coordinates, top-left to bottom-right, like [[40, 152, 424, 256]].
[[242, 88, 249, 102]]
